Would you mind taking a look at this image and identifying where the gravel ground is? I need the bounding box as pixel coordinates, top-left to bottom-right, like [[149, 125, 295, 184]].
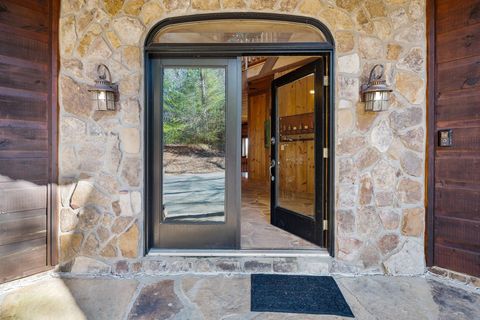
[[164, 144, 225, 174]]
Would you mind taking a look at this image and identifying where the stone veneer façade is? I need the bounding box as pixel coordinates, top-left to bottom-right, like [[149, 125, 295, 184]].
[[58, 0, 427, 275]]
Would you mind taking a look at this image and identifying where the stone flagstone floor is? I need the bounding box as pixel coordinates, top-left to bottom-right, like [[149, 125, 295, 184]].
[[0, 272, 479, 320], [241, 179, 319, 250]]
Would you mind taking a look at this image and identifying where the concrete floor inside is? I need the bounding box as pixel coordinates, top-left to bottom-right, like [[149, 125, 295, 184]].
[[0, 272, 478, 319], [241, 178, 320, 250]]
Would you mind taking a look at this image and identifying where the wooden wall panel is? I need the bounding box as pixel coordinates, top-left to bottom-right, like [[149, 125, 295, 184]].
[[0, 62, 49, 93], [0, 0, 57, 283], [436, 88, 480, 122], [0, 95, 47, 123], [437, 56, 480, 93], [436, 23, 480, 64], [0, 210, 47, 246], [436, 0, 480, 34], [434, 245, 480, 278], [435, 217, 480, 251], [431, 0, 480, 277], [247, 93, 269, 181], [435, 187, 480, 221], [0, 238, 47, 284]]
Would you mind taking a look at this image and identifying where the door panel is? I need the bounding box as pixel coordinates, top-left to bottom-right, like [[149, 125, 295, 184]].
[[0, 0, 57, 283], [270, 59, 324, 246], [151, 58, 241, 249], [431, 0, 480, 277], [277, 73, 315, 218]]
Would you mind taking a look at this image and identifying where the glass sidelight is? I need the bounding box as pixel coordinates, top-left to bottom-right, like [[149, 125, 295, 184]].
[[151, 59, 241, 249], [162, 67, 227, 223]]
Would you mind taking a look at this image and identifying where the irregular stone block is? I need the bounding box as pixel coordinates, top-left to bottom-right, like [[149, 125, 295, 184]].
[[112, 17, 144, 46], [118, 223, 139, 258], [337, 209, 355, 234], [357, 206, 382, 238], [397, 178, 422, 204], [400, 150, 423, 177], [371, 120, 393, 153], [372, 161, 397, 191], [378, 234, 399, 255], [395, 70, 425, 104], [71, 181, 111, 209], [273, 258, 298, 273], [338, 53, 360, 74], [192, 0, 220, 10], [71, 256, 111, 273], [389, 107, 423, 132], [359, 174, 373, 205], [378, 209, 400, 230], [243, 259, 273, 272], [401, 207, 425, 237], [384, 239, 425, 275], [60, 233, 84, 262], [120, 127, 140, 154]]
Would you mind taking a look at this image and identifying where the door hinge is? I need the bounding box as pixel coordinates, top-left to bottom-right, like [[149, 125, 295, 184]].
[[323, 148, 329, 158], [323, 220, 328, 230], [323, 76, 329, 86]]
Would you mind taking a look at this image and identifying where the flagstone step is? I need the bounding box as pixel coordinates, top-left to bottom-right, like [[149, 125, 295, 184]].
[[62, 252, 334, 276]]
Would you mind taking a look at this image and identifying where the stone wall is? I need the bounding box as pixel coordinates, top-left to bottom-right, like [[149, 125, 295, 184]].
[[58, 0, 427, 275]]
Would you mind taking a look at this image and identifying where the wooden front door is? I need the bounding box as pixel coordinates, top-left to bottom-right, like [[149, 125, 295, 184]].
[[429, 0, 480, 277], [0, 0, 58, 283]]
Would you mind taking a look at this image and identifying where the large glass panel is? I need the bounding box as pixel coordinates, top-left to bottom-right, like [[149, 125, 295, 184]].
[[153, 19, 326, 44], [162, 67, 226, 223], [277, 74, 315, 218]]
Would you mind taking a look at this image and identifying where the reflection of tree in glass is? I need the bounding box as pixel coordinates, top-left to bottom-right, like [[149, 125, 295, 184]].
[[163, 68, 226, 150]]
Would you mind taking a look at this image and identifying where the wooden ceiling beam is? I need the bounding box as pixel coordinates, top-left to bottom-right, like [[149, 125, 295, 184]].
[[259, 56, 278, 77], [247, 56, 317, 82]]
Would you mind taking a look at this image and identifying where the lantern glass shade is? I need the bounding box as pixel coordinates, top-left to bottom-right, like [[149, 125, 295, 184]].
[[364, 90, 389, 112], [91, 89, 115, 111]]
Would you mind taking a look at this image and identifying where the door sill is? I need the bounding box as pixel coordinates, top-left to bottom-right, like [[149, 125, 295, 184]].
[[147, 248, 330, 258]]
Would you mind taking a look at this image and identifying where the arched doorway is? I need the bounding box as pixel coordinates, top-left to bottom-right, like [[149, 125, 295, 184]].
[[144, 13, 335, 255]]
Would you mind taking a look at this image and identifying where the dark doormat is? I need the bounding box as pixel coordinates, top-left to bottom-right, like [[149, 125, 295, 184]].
[[251, 274, 354, 317]]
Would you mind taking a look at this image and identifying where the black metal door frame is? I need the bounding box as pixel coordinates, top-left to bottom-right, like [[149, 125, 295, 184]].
[[270, 59, 326, 246], [144, 12, 336, 256]]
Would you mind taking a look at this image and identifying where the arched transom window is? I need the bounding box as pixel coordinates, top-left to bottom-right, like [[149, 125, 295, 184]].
[[150, 19, 329, 44]]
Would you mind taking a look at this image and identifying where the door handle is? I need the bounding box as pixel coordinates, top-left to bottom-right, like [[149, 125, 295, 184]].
[[269, 159, 276, 181]]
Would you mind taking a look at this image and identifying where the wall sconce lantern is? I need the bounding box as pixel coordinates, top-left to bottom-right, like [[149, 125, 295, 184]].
[[88, 64, 118, 111], [361, 64, 392, 112]]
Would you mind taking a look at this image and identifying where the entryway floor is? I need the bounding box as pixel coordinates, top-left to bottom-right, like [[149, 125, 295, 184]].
[[1, 273, 478, 319], [241, 179, 319, 250]]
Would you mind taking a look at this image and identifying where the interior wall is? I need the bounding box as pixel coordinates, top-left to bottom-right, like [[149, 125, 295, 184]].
[[247, 89, 270, 182]]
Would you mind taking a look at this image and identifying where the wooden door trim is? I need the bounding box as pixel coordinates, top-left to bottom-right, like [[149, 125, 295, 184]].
[[47, 0, 60, 266], [426, 0, 436, 268]]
